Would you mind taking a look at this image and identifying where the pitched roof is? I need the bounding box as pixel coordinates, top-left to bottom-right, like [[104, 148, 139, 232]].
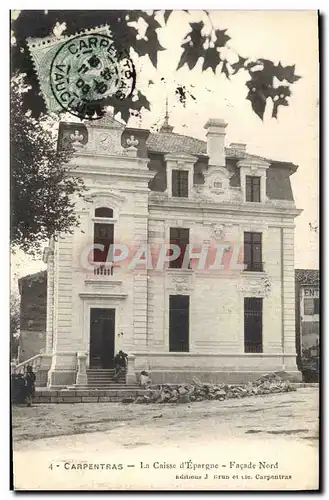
[[147, 131, 207, 156], [295, 269, 320, 285], [146, 131, 297, 168]]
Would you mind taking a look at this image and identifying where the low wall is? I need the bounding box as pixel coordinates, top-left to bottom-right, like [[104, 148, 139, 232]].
[[30, 389, 147, 404]]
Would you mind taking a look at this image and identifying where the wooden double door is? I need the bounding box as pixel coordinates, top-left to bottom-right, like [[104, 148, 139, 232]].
[[89, 308, 115, 368]]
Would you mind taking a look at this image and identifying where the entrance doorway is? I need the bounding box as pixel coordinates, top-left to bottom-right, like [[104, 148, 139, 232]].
[[89, 308, 115, 368]]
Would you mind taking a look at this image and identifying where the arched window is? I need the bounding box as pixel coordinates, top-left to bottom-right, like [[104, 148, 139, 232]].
[[95, 207, 113, 218], [93, 207, 114, 263]]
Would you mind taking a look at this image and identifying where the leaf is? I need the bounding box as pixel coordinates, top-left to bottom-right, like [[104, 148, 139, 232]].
[[177, 41, 204, 71], [141, 12, 162, 31], [177, 22, 207, 71], [221, 59, 230, 79], [275, 62, 301, 84], [163, 10, 173, 24], [110, 90, 150, 123], [214, 29, 230, 48], [231, 55, 248, 74], [145, 27, 166, 67], [246, 86, 267, 120], [202, 47, 221, 73], [245, 70, 274, 120], [271, 85, 291, 118]]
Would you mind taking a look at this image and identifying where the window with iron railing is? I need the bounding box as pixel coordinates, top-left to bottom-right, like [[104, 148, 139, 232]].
[[93, 206, 115, 263], [244, 232, 263, 272], [244, 297, 263, 353], [93, 223, 114, 263]]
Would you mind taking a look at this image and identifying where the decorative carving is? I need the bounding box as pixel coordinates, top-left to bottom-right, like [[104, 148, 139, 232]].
[[126, 135, 139, 148], [171, 275, 189, 292], [237, 275, 271, 297], [125, 135, 139, 157], [70, 130, 84, 150], [83, 113, 125, 156], [261, 276, 272, 296], [212, 223, 226, 240], [96, 133, 113, 151]]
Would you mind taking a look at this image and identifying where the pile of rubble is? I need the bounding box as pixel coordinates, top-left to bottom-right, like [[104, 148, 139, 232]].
[[134, 372, 296, 405]]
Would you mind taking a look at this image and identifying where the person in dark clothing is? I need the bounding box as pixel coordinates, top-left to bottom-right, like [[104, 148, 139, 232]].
[[24, 366, 36, 407], [113, 350, 127, 382], [11, 373, 26, 405]]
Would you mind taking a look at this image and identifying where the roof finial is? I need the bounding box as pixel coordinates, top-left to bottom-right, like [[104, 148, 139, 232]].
[[160, 95, 174, 133]]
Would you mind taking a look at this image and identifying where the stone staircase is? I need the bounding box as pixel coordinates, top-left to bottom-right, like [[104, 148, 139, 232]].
[[87, 369, 127, 388], [66, 368, 137, 391], [31, 369, 143, 404]]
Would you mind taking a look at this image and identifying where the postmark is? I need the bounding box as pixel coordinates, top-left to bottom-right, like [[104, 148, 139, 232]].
[[27, 26, 136, 119]]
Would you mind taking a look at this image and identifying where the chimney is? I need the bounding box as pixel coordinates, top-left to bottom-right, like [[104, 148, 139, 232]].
[[204, 118, 227, 167]]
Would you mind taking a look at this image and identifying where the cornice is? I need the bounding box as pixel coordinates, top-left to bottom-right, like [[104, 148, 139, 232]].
[[148, 199, 302, 218]]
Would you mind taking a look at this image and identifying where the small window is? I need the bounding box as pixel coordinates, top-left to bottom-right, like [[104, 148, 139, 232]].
[[214, 181, 223, 189], [172, 170, 189, 198], [95, 207, 113, 218], [246, 176, 261, 202]]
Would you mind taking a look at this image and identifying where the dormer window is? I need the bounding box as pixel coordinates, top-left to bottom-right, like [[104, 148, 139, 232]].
[[238, 158, 270, 203], [165, 153, 196, 199], [246, 176, 261, 202], [214, 181, 223, 189], [172, 170, 189, 198]]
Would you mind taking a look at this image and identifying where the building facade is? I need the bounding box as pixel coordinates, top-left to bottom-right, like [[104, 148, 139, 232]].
[[38, 113, 302, 387], [295, 269, 320, 381]]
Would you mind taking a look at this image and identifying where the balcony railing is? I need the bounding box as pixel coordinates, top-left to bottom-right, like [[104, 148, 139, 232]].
[[244, 342, 263, 353], [244, 262, 264, 272], [93, 264, 114, 276]]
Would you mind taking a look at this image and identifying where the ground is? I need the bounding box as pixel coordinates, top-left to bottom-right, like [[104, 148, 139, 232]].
[[12, 387, 319, 491]]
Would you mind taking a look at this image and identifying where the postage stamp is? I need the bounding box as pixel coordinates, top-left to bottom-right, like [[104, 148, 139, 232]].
[[27, 25, 136, 119]]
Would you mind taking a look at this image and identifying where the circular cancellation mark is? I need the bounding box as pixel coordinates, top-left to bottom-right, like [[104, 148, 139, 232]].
[[49, 32, 136, 120]]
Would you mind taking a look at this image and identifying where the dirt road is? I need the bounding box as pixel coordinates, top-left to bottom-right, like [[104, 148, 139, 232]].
[[12, 387, 319, 491]]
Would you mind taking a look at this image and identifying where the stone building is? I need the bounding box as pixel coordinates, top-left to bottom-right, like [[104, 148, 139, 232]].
[[295, 269, 320, 380], [17, 112, 303, 387]]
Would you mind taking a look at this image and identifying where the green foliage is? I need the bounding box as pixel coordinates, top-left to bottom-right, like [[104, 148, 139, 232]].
[[11, 74, 86, 254], [11, 10, 301, 122]]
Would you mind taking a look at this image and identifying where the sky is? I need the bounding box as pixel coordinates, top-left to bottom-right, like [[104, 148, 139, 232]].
[[11, 10, 319, 291]]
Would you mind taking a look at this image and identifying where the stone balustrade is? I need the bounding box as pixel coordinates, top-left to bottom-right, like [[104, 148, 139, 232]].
[[14, 353, 52, 386]]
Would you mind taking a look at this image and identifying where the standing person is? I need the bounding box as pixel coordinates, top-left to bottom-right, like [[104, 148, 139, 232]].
[[24, 366, 36, 407], [113, 350, 127, 383]]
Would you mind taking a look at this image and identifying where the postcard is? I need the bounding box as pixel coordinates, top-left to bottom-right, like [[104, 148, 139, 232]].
[[10, 9, 319, 491]]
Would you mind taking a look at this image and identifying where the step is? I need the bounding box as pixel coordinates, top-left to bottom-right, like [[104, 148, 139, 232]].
[[87, 378, 125, 382], [67, 385, 138, 390], [86, 370, 116, 373]]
